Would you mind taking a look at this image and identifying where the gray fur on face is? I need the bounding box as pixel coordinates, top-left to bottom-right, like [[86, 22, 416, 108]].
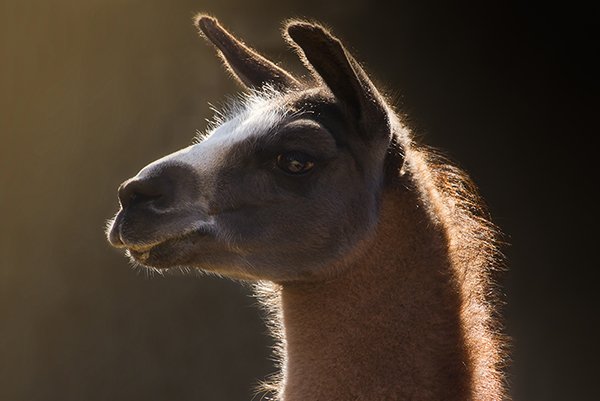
[[107, 18, 399, 283]]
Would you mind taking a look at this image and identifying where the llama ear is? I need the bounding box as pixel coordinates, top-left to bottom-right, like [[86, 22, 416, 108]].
[[195, 15, 299, 90], [285, 21, 390, 140]]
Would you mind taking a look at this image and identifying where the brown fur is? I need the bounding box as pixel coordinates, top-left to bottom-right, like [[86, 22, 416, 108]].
[[256, 144, 507, 400]]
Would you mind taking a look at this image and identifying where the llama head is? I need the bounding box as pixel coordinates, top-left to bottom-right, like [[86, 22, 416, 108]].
[[106, 16, 403, 282]]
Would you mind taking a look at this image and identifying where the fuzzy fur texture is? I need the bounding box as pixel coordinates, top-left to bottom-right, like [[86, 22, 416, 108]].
[[254, 139, 507, 401]]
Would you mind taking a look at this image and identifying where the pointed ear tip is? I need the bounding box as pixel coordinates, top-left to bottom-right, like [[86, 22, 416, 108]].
[[286, 20, 318, 33], [285, 20, 331, 42], [194, 14, 219, 31]]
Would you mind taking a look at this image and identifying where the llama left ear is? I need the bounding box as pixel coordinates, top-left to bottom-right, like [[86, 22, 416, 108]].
[[196, 15, 300, 90], [285, 21, 390, 141]]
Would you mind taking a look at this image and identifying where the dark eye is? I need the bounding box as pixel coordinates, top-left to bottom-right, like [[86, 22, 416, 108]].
[[276, 151, 315, 175]]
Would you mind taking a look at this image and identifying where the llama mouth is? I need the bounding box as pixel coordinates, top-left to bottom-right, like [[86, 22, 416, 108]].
[[127, 248, 153, 263], [125, 240, 164, 264], [122, 239, 164, 263], [125, 227, 212, 268]]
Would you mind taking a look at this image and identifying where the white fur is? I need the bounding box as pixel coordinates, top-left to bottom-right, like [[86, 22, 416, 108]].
[[136, 91, 286, 179]]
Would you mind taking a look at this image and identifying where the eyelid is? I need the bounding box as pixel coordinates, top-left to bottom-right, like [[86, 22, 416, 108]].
[[269, 134, 337, 159], [280, 118, 325, 131]]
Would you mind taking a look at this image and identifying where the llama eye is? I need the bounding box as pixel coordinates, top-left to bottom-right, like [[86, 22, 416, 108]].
[[276, 151, 315, 175]]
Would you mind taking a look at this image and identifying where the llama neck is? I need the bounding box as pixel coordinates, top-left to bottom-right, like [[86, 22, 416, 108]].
[[276, 184, 501, 401]]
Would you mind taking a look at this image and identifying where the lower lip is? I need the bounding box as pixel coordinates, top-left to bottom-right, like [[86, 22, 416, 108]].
[[128, 249, 152, 263], [125, 228, 210, 267]]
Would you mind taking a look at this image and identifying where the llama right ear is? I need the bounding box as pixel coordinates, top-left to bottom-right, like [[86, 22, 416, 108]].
[[195, 15, 299, 90], [285, 21, 390, 141]]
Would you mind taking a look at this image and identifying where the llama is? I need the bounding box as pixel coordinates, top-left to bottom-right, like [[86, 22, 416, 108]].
[[107, 15, 507, 401]]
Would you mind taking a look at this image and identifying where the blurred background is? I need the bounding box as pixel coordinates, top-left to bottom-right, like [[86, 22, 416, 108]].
[[0, 0, 596, 400]]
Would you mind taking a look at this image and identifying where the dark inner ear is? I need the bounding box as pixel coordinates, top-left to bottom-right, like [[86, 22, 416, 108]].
[[196, 15, 299, 90], [285, 22, 389, 140]]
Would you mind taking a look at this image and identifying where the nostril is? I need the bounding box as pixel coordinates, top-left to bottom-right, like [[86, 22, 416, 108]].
[[118, 178, 166, 209], [128, 192, 162, 207], [116, 164, 195, 211]]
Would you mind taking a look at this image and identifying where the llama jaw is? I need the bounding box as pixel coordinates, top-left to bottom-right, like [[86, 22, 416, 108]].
[[107, 206, 216, 268], [124, 240, 165, 265], [125, 237, 179, 267], [127, 248, 152, 263], [124, 227, 213, 269]]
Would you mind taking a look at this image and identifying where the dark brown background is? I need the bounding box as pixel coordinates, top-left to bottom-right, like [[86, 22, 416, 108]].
[[1, 1, 597, 400]]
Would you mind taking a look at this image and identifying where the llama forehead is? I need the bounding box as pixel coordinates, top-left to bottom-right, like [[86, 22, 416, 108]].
[[138, 93, 287, 176]]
